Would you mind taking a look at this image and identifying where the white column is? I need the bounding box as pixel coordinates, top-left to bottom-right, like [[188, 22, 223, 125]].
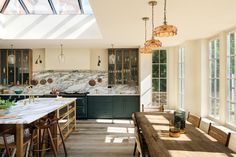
[[219, 31, 227, 124], [200, 39, 209, 117]]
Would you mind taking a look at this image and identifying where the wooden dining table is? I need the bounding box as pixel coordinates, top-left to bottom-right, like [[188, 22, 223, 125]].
[[135, 112, 236, 157]]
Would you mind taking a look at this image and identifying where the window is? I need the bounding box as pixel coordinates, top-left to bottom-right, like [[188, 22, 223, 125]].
[[152, 50, 167, 106], [209, 39, 220, 118], [178, 48, 184, 109], [0, 0, 93, 15], [227, 32, 236, 125]]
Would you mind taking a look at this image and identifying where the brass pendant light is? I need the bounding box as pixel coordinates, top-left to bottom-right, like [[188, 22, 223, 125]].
[[139, 17, 152, 54], [145, 1, 162, 49], [154, 0, 177, 37]]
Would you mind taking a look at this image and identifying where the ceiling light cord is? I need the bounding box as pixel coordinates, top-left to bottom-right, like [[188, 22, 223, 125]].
[[145, 18, 147, 43], [164, 0, 167, 25], [151, 3, 154, 40]]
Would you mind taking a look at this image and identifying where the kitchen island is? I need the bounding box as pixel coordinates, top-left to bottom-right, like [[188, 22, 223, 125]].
[[0, 98, 76, 157]]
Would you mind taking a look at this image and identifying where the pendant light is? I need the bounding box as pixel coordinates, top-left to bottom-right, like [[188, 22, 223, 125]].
[[154, 0, 177, 37], [139, 17, 152, 54], [145, 1, 162, 49], [8, 44, 15, 65], [58, 44, 65, 63]]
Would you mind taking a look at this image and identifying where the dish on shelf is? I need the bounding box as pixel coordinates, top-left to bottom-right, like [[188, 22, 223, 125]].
[[40, 79, 46, 85], [47, 78, 53, 84], [14, 89, 23, 94], [31, 79, 38, 86], [89, 79, 96, 86]]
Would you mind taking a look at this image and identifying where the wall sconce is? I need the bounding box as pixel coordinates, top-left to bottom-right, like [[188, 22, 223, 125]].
[[97, 56, 101, 66], [35, 55, 42, 64]]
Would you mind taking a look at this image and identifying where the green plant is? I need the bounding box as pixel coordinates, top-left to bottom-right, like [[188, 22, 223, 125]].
[[0, 99, 16, 110]]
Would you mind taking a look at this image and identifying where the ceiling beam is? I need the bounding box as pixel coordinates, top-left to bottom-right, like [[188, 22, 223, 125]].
[[78, 0, 84, 14], [48, 0, 57, 14], [18, 0, 30, 14], [0, 0, 10, 14]]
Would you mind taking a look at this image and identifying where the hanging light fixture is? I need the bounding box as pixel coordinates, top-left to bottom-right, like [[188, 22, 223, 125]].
[[140, 17, 152, 54], [58, 44, 65, 63], [8, 44, 15, 65], [154, 0, 177, 37], [145, 1, 162, 49]]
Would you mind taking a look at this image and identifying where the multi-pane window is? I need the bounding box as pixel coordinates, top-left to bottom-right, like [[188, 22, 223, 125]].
[[178, 48, 185, 109], [152, 50, 167, 106], [209, 39, 220, 118], [227, 32, 236, 125]]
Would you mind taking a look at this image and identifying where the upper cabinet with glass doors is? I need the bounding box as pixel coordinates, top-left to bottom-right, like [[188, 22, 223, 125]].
[[108, 48, 139, 85], [0, 49, 32, 86]]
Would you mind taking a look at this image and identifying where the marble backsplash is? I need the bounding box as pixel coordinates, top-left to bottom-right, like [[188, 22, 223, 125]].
[[1, 70, 139, 94]]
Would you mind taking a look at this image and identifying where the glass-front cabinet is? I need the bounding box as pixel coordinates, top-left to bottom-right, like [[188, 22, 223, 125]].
[[108, 48, 138, 85], [0, 49, 32, 86]]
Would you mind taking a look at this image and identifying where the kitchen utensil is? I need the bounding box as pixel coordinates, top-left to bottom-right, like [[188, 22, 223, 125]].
[[31, 79, 38, 86], [89, 79, 96, 86], [47, 78, 53, 84], [40, 79, 46, 85]]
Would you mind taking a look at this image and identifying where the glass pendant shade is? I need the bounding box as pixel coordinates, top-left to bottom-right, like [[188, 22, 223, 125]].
[[154, 0, 177, 37], [154, 23, 177, 37], [140, 17, 152, 54], [145, 39, 162, 49], [8, 44, 15, 65], [139, 46, 152, 53], [58, 44, 65, 63]]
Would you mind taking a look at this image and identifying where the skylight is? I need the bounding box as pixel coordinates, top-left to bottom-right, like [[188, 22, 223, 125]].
[[0, 0, 93, 15]]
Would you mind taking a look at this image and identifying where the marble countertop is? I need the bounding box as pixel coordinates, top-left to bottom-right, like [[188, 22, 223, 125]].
[[0, 93, 44, 96], [0, 98, 76, 124], [87, 93, 140, 96]]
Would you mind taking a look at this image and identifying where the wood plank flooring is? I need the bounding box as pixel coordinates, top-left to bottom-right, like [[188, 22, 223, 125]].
[[48, 119, 135, 157]]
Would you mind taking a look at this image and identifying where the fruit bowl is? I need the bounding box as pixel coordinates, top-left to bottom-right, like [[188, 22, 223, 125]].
[[14, 89, 23, 94]]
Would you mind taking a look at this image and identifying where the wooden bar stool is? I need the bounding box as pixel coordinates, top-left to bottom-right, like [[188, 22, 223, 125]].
[[29, 119, 58, 157], [49, 117, 68, 157]]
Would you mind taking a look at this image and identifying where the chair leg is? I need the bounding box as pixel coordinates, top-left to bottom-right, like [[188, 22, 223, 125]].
[[138, 152, 140, 157], [47, 128, 58, 157], [57, 121, 67, 156], [3, 134, 11, 157], [133, 141, 137, 156]]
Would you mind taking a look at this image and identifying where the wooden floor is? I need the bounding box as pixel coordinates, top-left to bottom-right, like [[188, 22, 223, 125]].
[[48, 119, 135, 157]]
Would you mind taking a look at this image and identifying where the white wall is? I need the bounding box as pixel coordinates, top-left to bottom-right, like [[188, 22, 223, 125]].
[[90, 49, 108, 71], [32, 48, 45, 72], [0, 14, 4, 38], [45, 48, 90, 70], [32, 48, 108, 71], [140, 53, 152, 109]]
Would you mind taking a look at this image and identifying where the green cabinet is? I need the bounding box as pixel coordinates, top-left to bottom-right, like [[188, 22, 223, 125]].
[[0, 49, 32, 85], [88, 96, 113, 118], [108, 48, 139, 85], [88, 95, 140, 119]]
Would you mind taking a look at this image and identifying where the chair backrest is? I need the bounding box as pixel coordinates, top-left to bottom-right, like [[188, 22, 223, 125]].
[[187, 112, 201, 128], [142, 104, 164, 112], [208, 123, 231, 147]]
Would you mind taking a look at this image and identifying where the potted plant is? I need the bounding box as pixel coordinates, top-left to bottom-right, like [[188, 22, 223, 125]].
[[0, 99, 16, 116]]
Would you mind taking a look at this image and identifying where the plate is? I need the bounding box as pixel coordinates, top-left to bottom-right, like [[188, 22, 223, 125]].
[[89, 79, 96, 86], [31, 79, 38, 86], [47, 78, 53, 84], [40, 79, 46, 85]]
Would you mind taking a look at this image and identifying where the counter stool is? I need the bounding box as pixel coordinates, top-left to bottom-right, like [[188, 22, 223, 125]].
[[49, 117, 67, 157], [29, 119, 58, 157], [0, 127, 13, 157]]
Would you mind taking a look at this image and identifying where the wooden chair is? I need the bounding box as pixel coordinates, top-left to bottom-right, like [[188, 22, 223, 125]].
[[132, 113, 150, 157], [187, 112, 201, 128], [0, 126, 31, 157], [208, 123, 231, 147], [141, 104, 164, 112]]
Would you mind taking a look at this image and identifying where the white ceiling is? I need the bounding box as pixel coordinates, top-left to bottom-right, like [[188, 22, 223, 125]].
[[1, 0, 236, 48]]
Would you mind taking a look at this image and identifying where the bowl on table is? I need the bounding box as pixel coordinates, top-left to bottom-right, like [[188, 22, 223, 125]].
[[14, 89, 23, 94]]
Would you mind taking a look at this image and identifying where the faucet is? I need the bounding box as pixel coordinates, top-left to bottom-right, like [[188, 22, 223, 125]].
[[27, 85, 34, 103]]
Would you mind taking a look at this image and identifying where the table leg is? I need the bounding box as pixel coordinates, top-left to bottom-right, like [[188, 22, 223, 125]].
[[16, 124, 24, 157]]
